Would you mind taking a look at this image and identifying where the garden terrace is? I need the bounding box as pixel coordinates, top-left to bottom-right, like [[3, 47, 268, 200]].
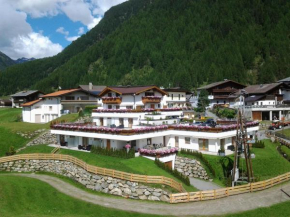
[[50, 122, 259, 135]]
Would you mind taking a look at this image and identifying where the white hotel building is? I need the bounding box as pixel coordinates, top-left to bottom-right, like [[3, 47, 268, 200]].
[[50, 86, 259, 159]]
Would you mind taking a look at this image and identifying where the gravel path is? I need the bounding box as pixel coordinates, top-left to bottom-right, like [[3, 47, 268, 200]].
[[190, 178, 221, 190], [1, 173, 290, 216]]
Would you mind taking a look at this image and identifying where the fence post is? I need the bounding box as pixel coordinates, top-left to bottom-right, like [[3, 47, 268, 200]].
[[187, 192, 190, 202], [170, 194, 173, 203], [263, 181, 266, 189], [250, 183, 253, 192], [214, 189, 216, 199], [200, 191, 202, 201]]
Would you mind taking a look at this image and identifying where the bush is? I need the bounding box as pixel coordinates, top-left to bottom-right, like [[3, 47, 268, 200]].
[[278, 145, 290, 161], [252, 140, 265, 148], [154, 159, 190, 186], [6, 146, 16, 156], [84, 105, 98, 115], [91, 146, 135, 159], [180, 149, 216, 177]]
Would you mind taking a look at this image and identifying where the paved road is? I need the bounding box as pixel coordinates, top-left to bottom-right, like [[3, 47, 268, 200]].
[[1, 173, 290, 216], [190, 178, 221, 190]]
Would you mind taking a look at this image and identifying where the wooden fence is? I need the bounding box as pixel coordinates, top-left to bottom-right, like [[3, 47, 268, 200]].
[[0, 153, 185, 193], [170, 172, 290, 203]]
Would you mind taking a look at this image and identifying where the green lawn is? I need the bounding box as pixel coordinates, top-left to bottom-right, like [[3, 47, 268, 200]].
[[281, 145, 290, 156], [180, 139, 290, 186], [1, 175, 290, 217], [18, 145, 196, 192], [0, 175, 162, 217], [0, 108, 78, 157]]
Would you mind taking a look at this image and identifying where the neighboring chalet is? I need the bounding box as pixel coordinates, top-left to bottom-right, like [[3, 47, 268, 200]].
[[22, 88, 100, 123], [197, 80, 246, 108], [162, 88, 191, 108], [11, 90, 43, 108], [243, 83, 289, 121], [0, 99, 12, 107]]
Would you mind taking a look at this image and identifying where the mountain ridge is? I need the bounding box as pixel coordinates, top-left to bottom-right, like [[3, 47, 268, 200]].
[[1, 0, 290, 95]]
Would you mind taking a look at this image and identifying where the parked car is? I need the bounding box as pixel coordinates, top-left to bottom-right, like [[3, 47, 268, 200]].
[[201, 119, 216, 127]]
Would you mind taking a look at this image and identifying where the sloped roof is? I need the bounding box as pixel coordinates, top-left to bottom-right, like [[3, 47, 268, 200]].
[[245, 95, 264, 102], [197, 80, 245, 90], [11, 90, 42, 97], [244, 83, 281, 94], [42, 89, 80, 98], [278, 77, 290, 82], [79, 85, 106, 92], [99, 86, 168, 96], [22, 99, 42, 107]]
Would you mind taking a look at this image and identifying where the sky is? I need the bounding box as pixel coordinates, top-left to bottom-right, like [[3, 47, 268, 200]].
[[0, 0, 127, 60]]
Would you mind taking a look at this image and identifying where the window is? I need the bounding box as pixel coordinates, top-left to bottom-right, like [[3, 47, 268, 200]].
[[260, 102, 263, 105], [116, 93, 120, 97], [171, 94, 173, 100], [49, 106, 52, 111], [126, 106, 133, 109], [158, 104, 161, 108], [65, 96, 74, 100], [116, 105, 120, 109], [108, 105, 112, 109], [108, 93, 112, 97], [35, 106, 41, 109], [145, 92, 154, 96], [80, 96, 89, 100], [178, 94, 180, 100], [185, 137, 190, 144]]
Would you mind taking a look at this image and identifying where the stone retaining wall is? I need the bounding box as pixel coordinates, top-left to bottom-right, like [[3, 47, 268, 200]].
[[0, 160, 170, 202], [175, 156, 209, 180]]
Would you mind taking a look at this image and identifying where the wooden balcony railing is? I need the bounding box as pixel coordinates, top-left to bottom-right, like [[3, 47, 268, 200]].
[[102, 97, 122, 104], [142, 96, 161, 104]]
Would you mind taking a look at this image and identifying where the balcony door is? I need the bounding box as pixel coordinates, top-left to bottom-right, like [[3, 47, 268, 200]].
[[150, 104, 155, 109], [100, 118, 103, 126], [106, 140, 111, 150], [198, 139, 208, 151], [128, 118, 133, 128], [175, 136, 179, 148]]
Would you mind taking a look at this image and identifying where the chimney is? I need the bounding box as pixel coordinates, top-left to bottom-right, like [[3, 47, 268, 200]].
[[89, 82, 93, 90]]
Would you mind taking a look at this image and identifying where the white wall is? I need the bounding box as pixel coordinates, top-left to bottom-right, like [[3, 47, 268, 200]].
[[163, 91, 187, 108]]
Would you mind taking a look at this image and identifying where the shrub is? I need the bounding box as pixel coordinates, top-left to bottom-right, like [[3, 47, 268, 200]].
[[180, 149, 216, 177], [84, 105, 98, 115], [90, 146, 135, 159], [252, 140, 265, 148], [6, 146, 16, 156], [154, 159, 190, 186]]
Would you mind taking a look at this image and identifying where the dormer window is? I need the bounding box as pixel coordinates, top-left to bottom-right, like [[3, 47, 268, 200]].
[[108, 93, 112, 97], [145, 92, 154, 96]]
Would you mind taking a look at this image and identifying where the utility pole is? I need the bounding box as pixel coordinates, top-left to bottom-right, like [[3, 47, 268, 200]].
[[232, 90, 254, 186]]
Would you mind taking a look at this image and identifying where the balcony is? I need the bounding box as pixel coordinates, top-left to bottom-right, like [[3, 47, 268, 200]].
[[61, 100, 98, 105], [102, 97, 122, 104], [142, 96, 161, 104]]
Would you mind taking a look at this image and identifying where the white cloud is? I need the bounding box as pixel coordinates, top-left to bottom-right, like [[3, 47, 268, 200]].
[[78, 27, 85, 35], [0, 1, 63, 59], [65, 36, 80, 42], [56, 27, 69, 36], [87, 17, 102, 30], [4, 33, 63, 59], [91, 0, 127, 15], [0, 0, 127, 59]]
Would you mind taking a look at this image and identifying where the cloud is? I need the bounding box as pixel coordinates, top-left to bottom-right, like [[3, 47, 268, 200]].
[[91, 0, 127, 15], [56, 27, 69, 36], [78, 27, 85, 35], [4, 33, 63, 59], [0, 1, 63, 59], [87, 17, 102, 30], [65, 36, 80, 42]]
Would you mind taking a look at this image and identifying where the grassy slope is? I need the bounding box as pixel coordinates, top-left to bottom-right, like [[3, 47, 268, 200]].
[[0, 175, 162, 217], [1, 175, 290, 217], [0, 108, 78, 156], [179, 139, 290, 186], [18, 145, 196, 192]]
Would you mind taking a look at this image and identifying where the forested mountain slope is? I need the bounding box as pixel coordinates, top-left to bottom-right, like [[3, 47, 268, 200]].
[[0, 51, 15, 71], [1, 0, 290, 94]]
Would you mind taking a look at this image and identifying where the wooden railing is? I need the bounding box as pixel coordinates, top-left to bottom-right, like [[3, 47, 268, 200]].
[[51, 147, 60, 154], [0, 154, 185, 193], [170, 172, 290, 203]]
